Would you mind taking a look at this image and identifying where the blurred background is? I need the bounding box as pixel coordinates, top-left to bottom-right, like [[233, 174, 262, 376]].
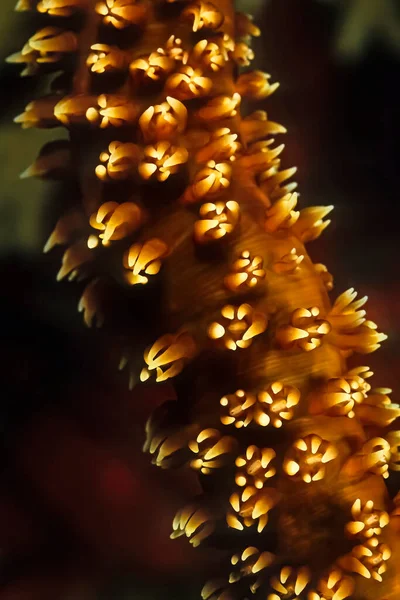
[[0, 0, 399, 598]]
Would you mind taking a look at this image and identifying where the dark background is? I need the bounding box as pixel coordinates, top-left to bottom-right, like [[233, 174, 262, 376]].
[[0, 0, 399, 598]]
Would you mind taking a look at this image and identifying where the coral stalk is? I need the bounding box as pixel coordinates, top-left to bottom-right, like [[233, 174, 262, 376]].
[[9, 1, 399, 599]]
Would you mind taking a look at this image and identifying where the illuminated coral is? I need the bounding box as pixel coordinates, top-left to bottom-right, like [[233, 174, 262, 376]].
[[353, 387, 400, 427], [194, 200, 240, 244], [144, 410, 199, 469], [260, 164, 298, 202], [265, 192, 299, 232], [183, 161, 232, 204], [230, 42, 254, 66], [366, 437, 391, 476], [87, 202, 143, 249], [267, 566, 311, 600], [236, 70, 279, 100], [238, 142, 285, 177], [345, 498, 389, 539], [139, 97, 187, 142], [140, 331, 197, 383], [54, 95, 95, 125], [166, 65, 212, 100], [171, 503, 215, 547], [182, 1, 224, 32], [220, 389, 256, 429], [208, 303, 268, 350], [7, 27, 78, 76], [86, 94, 138, 128], [328, 297, 388, 353], [139, 141, 189, 181], [197, 94, 241, 121], [230, 547, 274, 592], [37, 0, 83, 16], [338, 538, 391, 582], [235, 11, 261, 38], [276, 307, 331, 352], [87, 44, 128, 73], [272, 248, 304, 274], [255, 382, 300, 428], [220, 383, 299, 430], [130, 50, 175, 82], [123, 239, 169, 285], [220, 34, 235, 60], [196, 128, 241, 163], [78, 278, 106, 328], [328, 288, 368, 331], [95, 0, 147, 29], [314, 263, 334, 291], [240, 110, 287, 144], [387, 430, 400, 471], [283, 435, 338, 483], [188, 429, 237, 475], [343, 437, 391, 479], [292, 206, 333, 243], [201, 579, 231, 600], [163, 35, 186, 63], [308, 568, 355, 600], [191, 39, 226, 72], [309, 367, 373, 418], [95, 141, 140, 181], [224, 251, 265, 292], [20, 139, 72, 180], [43, 210, 85, 253], [227, 486, 281, 533], [10, 3, 399, 600], [56, 242, 92, 282], [235, 445, 276, 488]]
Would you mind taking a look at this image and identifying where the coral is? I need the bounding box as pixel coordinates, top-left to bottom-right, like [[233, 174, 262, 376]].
[[194, 200, 240, 244], [208, 303, 268, 351], [171, 503, 216, 547], [283, 434, 338, 483], [224, 251, 265, 292], [9, 1, 399, 599]]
